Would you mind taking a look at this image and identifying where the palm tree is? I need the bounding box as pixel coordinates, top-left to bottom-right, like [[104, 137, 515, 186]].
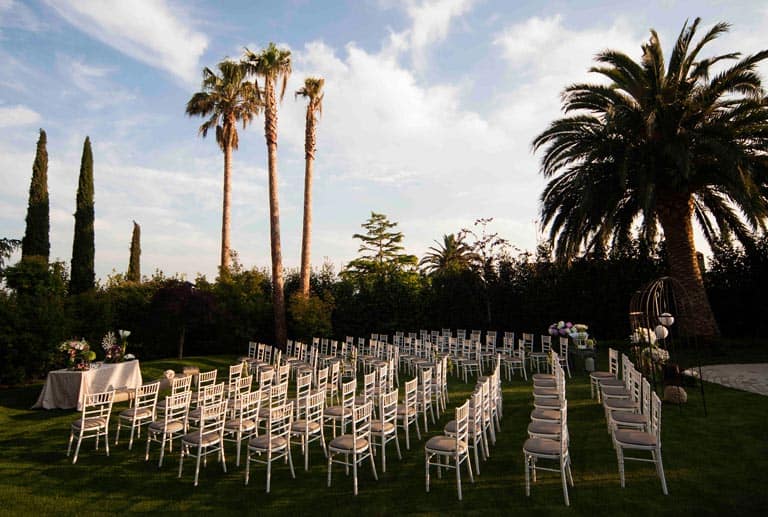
[[296, 76, 325, 298], [419, 233, 478, 275], [533, 18, 768, 337], [185, 60, 259, 273], [242, 43, 292, 348]]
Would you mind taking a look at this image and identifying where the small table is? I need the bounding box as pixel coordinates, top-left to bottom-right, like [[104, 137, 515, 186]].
[[569, 347, 597, 373], [32, 361, 143, 410]]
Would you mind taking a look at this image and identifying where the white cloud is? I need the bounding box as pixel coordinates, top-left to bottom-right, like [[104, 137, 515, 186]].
[[389, 0, 476, 69], [0, 0, 44, 31], [44, 0, 208, 85], [0, 104, 41, 127]]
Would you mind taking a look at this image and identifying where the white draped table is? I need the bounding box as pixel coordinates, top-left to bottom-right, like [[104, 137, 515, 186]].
[[32, 361, 143, 410]]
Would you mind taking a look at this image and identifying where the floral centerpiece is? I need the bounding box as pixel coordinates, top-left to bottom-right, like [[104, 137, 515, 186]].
[[548, 321, 594, 347], [59, 339, 95, 370], [630, 327, 670, 377], [102, 329, 131, 363]]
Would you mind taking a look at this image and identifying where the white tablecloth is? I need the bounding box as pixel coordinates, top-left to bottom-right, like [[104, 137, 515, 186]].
[[32, 361, 143, 410]]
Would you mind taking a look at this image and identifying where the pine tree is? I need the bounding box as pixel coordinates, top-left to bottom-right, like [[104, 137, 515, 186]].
[[70, 137, 95, 294], [21, 129, 50, 261], [127, 220, 141, 282], [343, 212, 418, 280]]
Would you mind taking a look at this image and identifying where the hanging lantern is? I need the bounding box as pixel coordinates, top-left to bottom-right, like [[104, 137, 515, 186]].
[[658, 312, 675, 327], [654, 324, 669, 340]]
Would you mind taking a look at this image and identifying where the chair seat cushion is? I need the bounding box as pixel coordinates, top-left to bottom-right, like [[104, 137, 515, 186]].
[[292, 420, 321, 433], [612, 412, 648, 425], [590, 371, 615, 379], [523, 437, 561, 455], [329, 435, 368, 452], [599, 378, 625, 388], [119, 407, 152, 420], [72, 417, 107, 431], [532, 373, 555, 381], [225, 419, 256, 432], [248, 435, 288, 451], [443, 419, 457, 434], [614, 429, 657, 447], [425, 435, 466, 453], [149, 420, 184, 434], [533, 387, 558, 397], [605, 399, 638, 410], [324, 406, 351, 418], [527, 421, 560, 436], [602, 386, 629, 396], [530, 408, 561, 421], [533, 379, 556, 388], [182, 430, 220, 447], [397, 405, 416, 416], [535, 398, 561, 408], [371, 421, 395, 433]]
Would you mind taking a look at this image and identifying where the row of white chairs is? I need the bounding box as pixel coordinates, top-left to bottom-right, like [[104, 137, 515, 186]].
[[591, 349, 668, 495]]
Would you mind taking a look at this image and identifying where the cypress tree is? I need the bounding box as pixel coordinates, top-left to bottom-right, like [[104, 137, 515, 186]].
[[70, 137, 95, 294], [127, 220, 141, 282], [21, 129, 50, 261]]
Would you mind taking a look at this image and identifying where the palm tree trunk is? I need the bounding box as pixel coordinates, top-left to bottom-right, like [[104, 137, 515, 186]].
[[221, 142, 232, 273], [265, 79, 287, 349], [657, 193, 719, 338], [299, 111, 316, 297]]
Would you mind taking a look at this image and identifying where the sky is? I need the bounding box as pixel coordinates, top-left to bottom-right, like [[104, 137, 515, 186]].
[[1, 0, 767, 281]]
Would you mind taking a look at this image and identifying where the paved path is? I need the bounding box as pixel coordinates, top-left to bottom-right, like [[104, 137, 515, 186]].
[[684, 363, 768, 396]]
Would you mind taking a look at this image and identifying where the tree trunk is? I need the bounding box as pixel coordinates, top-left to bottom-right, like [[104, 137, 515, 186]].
[[299, 108, 316, 297], [178, 326, 185, 360], [265, 79, 287, 349], [657, 193, 719, 338], [221, 142, 232, 273]]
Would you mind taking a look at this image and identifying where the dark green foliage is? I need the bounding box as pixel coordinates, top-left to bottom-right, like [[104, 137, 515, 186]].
[[127, 221, 141, 282], [21, 129, 49, 262], [1, 259, 69, 384], [288, 291, 333, 344], [70, 137, 95, 295]]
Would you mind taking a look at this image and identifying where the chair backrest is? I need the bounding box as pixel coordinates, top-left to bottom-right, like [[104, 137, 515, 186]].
[[649, 392, 662, 439], [277, 364, 290, 385], [608, 348, 619, 376], [286, 340, 295, 358], [454, 399, 470, 446], [375, 363, 388, 390], [522, 333, 534, 353], [270, 381, 289, 408], [404, 378, 418, 414], [296, 370, 313, 408], [267, 401, 294, 443], [641, 378, 651, 416], [379, 388, 398, 428], [558, 337, 569, 356], [232, 375, 252, 400], [351, 401, 373, 442], [329, 361, 340, 386], [560, 404, 569, 453], [238, 390, 261, 424], [248, 341, 258, 359], [305, 390, 325, 425], [629, 368, 642, 404], [135, 381, 160, 412], [164, 391, 192, 424], [198, 382, 226, 408], [486, 331, 497, 347], [362, 371, 375, 404], [420, 367, 432, 402], [457, 329, 466, 340], [258, 368, 274, 390], [197, 369, 218, 392], [469, 390, 483, 435], [341, 379, 356, 409], [82, 390, 115, 423], [198, 399, 227, 437], [541, 335, 552, 352], [171, 374, 193, 395], [315, 366, 329, 393], [228, 362, 244, 387]]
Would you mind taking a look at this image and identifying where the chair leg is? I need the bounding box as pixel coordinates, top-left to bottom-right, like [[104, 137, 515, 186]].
[[288, 446, 296, 479], [561, 457, 570, 506], [524, 454, 531, 496], [654, 448, 669, 495], [72, 435, 82, 464], [115, 421, 122, 445], [455, 454, 463, 501], [353, 453, 358, 496], [425, 453, 431, 493], [616, 446, 626, 488], [67, 431, 74, 457], [370, 449, 378, 480], [394, 432, 402, 460], [327, 451, 333, 487]]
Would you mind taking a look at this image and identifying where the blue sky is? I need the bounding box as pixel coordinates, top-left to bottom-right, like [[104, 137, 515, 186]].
[[1, 0, 767, 281]]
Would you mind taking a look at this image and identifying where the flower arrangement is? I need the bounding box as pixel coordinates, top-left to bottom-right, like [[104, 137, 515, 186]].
[[59, 339, 95, 370], [102, 329, 131, 363], [630, 327, 670, 377], [548, 321, 593, 347]]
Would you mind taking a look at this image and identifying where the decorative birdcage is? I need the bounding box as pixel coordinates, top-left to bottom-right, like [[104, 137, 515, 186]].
[[629, 276, 707, 415]]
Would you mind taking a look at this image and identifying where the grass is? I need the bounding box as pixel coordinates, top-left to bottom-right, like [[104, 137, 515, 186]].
[[1, 354, 766, 516]]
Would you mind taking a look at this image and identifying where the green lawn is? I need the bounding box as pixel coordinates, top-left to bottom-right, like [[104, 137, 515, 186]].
[[0, 354, 766, 516]]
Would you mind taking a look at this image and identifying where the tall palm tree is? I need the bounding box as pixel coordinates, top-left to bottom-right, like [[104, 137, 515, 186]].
[[533, 18, 768, 337], [242, 43, 292, 348], [296, 76, 325, 298], [186, 60, 259, 273], [419, 233, 478, 275]]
